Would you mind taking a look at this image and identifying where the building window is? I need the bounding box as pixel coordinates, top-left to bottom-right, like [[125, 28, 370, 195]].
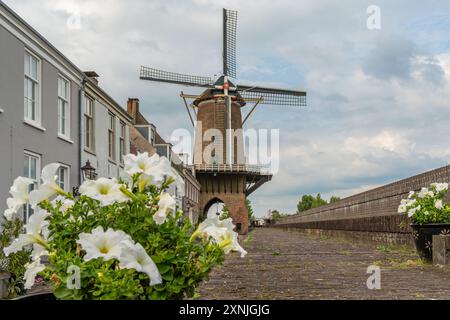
[[119, 122, 126, 164], [23, 151, 41, 222], [84, 96, 95, 151], [150, 128, 155, 145], [57, 165, 70, 192], [108, 113, 115, 160], [57, 76, 70, 137], [24, 51, 40, 124]]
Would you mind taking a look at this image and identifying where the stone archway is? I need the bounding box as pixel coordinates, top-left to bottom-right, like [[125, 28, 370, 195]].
[[200, 193, 248, 234], [203, 197, 225, 219]]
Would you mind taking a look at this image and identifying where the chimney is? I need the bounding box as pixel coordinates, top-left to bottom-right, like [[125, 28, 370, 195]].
[[84, 71, 100, 85], [127, 98, 140, 124]]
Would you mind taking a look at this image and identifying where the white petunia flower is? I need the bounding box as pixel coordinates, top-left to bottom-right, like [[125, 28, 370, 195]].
[[400, 199, 409, 206], [51, 195, 75, 213], [418, 188, 433, 199], [119, 241, 162, 286], [29, 163, 66, 207], [202, 226, 247, 258], [435, 199, 444, 210], [3, 208, 50, 256], [152, 156, 185, 195], [79, 178, 130, 206], [3, 177, 34, 221], [76, 226, 131, 262], [407, 191, 415, 199], [196, 216, 236, 234], [407, 205, 421, 218], [398, 205, 407, 214], [31, 243, 49, 261], [124, 152, 160, 176], [124, 152, 185, 195], [23, 259, 46, 289], [153, 193, 177, 225], [431, 182, 449, 193]]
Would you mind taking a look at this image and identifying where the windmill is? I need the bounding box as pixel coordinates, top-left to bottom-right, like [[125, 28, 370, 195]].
[[139, 8, 307, 233]]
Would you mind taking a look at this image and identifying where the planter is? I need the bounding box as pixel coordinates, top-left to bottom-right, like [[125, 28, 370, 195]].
[[14, 292, 55, 300], [0, 272, 10, 299], [411, 223, 450, 261]]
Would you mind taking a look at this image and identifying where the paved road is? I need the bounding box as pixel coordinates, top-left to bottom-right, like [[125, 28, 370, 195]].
[[197, 228, 450, 300]]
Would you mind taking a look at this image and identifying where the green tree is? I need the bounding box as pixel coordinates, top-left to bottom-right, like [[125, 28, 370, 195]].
[[297, 193, 328, 213], [246, 199, 254, 221], [329, 196, 341, 203], [271, 210, 287, 221]]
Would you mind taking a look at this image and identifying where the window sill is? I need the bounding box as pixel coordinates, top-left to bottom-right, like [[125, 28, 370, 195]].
[[108, 159, 117, 165], [23, 119, 46, 132], [84, 148, 96, 156], [57, 134, 74, 144]]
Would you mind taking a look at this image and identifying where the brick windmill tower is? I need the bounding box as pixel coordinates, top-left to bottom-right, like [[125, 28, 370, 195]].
[[140, 9, 306, 234]]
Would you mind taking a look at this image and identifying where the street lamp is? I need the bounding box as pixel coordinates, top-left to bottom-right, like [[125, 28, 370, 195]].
[[81, 160, 97, 181]]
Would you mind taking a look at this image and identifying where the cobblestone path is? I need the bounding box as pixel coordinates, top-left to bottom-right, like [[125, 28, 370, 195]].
[[197, 228, 450, 300]]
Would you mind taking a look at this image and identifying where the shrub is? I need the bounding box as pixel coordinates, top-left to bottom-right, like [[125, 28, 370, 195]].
[[0, 218, 32, 298], [398, 183, 450, 225]]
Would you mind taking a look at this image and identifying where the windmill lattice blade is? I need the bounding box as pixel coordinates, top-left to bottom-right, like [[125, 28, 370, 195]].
[[223, 8, 237, 78], [140, 66, 214, 88], [237, 85, 307, 106]]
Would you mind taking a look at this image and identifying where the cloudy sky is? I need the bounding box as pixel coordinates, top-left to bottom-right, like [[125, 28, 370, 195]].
[[5, 0, 450, 217]]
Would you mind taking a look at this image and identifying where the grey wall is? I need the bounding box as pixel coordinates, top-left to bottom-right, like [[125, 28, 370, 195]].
[[82, 96, 130, 180], [0, 25, 80, 220]]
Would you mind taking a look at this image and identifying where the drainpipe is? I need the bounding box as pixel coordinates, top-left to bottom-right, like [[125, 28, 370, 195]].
[[78, 78, 87, 186]]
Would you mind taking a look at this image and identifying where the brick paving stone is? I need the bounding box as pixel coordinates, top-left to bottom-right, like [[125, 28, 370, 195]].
[[197, 228, 450, 300]]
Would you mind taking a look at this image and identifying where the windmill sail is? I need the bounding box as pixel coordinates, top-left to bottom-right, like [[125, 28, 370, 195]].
[[237, 85, 307, 106], [223, 9, 237, 78], [140, 66, 214, 88]]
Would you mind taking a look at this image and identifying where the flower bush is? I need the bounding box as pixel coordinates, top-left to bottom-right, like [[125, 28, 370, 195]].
[[398, 183, 450, 225], [0, 218, 32, 298], [2, 152, 247, 300]]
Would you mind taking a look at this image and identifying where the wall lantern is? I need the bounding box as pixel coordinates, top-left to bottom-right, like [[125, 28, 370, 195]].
[[81, 160, 97, 181]]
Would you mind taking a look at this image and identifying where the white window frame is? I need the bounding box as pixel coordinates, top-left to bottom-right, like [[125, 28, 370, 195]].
[[150, 128, 155, 145], [57, 163, 70, 192], [23, 150, 41, 223], [119, 121, 126, 164], [84, 95, 95, 152], [108, 113, 116, 161], [24, 50, 41, 127], [57, 74, 71, 139]]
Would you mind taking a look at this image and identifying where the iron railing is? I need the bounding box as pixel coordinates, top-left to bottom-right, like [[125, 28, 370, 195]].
[[194, 164, 271, 174]]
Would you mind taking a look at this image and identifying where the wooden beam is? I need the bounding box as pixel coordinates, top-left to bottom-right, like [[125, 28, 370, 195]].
[[242, 97, 263, 125], [180, 91, 195, 127]]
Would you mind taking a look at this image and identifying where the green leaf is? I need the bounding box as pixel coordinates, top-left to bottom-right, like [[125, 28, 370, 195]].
[[162, 272, 174, 281], [157, 264, 171, 274], [53, 286, 72, 299]]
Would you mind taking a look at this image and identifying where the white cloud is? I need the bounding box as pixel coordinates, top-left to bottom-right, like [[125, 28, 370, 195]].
[[344, 131, 415, 157]]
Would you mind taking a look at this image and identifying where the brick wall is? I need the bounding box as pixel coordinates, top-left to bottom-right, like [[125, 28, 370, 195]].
[[275, 164, 450, 240]]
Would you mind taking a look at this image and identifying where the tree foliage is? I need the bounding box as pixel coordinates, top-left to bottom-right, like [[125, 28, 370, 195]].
[[330, 196, 341, 203], [246, 199, 254, 221], [297, 194, 341, 213], [271, 210, 287, 221]]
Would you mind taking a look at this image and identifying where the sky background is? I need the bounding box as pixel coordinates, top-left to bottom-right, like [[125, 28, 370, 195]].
[[5, 0, 450, 217]]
